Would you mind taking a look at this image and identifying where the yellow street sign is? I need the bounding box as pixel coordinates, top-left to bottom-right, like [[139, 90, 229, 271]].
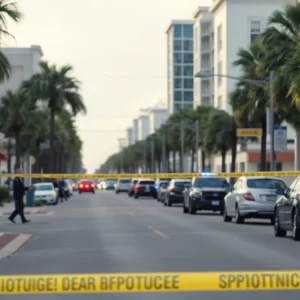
[[31, 156, 36, 165], [237, 128, 262, 137]]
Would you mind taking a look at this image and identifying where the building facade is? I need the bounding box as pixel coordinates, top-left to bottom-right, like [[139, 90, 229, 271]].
[[0, 45, 43, 183], [149, 108, 167, 134], [132, 119, 139, 143], [208, 0, 296, 172], [166, 20, 194, 115], [126, 127, 133, 146], [138, 115, 150, 141], [193, 7, 214, 108]]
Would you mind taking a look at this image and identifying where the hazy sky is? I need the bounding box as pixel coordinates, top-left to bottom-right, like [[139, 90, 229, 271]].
[[7, 0, 211, 173]]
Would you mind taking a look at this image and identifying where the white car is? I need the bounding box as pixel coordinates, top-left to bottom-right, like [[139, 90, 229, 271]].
[[65, 180, 73, 197], [223, 176, 287, 224], [34, 183, 58, 205]]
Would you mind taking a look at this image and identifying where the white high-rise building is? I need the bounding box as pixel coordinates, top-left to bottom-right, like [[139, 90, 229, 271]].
[[138, 115, 150, 141], [149, 108, 167, 134], [132, 119, 139, 143], [166, 20, 194, 115], [126, 127, 133, 146], [193, 7, 214, 108]]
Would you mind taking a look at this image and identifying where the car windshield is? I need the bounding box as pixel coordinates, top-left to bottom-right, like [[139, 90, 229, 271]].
[[139, 181, 155, 185], [247, 179, 286, 189], [119, 179, 131, 183], [35, 184, 53, 191], [194, 178, 229, 188], [175, 181, 191, 188]]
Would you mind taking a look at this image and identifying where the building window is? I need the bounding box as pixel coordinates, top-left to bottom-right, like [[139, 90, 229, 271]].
[[174, 91, 182, 101], [250, 21, 261, 42], [174, 25, 182, 38], [183, 103, 193, 109], [183, 25, 193, 38], [183, 65, 193, 76], [183, 91, 193, 102], [218, 61, 222, 85], [174, 53, 182, 63], [217, 95, 222, 108], [174, 40, 182, 51], [174, 78, 183, 89], [184, 78, 193, 89], [174, 65, 182, 76], [183, 53, 193, 64], [183, 40, 193, 51], [174, 102, 182, 112], [217, 24, 222, 51], [202, 96, 210, 105]]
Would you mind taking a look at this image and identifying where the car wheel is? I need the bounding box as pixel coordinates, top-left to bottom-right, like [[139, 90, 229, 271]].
[[292, 212, 300, 241], [134, 194, 138, 199], [223, 205, 232, 222], [274, 209, 286, 237], [167, 197, 172, 207], [235, 205, 244, 224]]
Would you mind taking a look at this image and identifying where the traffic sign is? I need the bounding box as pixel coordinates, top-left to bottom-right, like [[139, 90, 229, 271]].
[[274, 126, 287, 152], [237, 128, 262, 137]]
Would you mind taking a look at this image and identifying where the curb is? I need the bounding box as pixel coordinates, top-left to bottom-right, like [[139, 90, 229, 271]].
[[0, 233, 31, 260]]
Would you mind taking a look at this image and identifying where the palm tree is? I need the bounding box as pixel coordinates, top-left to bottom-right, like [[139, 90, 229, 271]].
[[0, 89, 35, 169], [0, 0, 22, 82], [204, 109, 233, 172], [22, 61, 86, 172]]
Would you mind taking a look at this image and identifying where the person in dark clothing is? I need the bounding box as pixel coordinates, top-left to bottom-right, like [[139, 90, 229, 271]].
[[58, 179, 66, 203], [9, 168, 31, 224]]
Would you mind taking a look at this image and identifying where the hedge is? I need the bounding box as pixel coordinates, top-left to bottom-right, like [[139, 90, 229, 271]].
[[0, 187, 12, 206]]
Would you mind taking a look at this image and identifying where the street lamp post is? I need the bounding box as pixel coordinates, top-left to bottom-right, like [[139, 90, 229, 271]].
[[195, 71, 275, 171]]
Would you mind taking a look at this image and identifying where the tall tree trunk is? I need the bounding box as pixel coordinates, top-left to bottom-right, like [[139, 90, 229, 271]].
[[191, 149, 195, 172], [260, 115, 267, 171], [172, 151, 176, 172], [14, 130, 21, 170], [50, 109, 55, 173], [167, 152, 170, 173], [7, 154, 11, 174], [221, 150, 226, 172], [201, 149, 206, 172]]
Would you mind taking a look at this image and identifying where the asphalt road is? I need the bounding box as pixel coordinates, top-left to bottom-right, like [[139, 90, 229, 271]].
[[0, 190, 300, 299]]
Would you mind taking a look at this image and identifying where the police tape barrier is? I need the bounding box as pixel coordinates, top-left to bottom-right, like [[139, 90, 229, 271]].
[[2, 171, 300, 179], [1, 271, 300, 294]]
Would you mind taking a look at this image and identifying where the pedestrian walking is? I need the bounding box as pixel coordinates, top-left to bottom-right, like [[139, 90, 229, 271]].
[[58, 178, 66, 203], [8, 168, 31, 224]]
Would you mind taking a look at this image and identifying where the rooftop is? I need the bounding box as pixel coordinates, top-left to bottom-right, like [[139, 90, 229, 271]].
[[1, 45, 43, 56], [165, 19, 194, 34], [193, 6, 210, 18]]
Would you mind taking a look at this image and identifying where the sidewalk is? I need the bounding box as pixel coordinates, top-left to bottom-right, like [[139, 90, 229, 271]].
[[0, 232, 31, 260]]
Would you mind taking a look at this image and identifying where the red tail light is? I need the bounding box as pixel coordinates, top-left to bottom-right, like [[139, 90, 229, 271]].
[[79, 184, 83, 188], [170, 188, 180, 193], [135, 185, 141, 191], [243, 193, 254, 201], [85, 184, 89, 188], [91, 184, 95, 188]]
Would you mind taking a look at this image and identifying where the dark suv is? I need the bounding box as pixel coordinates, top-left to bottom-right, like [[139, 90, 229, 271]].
[[134, 179, 156, 199]]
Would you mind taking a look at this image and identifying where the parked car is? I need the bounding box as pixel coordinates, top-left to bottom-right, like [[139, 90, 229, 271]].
[[115, 179, 131, 193], [34, 182, 58, 205], [128, 178, 139, 197], [105, 179, 117, 190], [183, 174, 229, 215], [78, 180, 95, 194], [224, 176, 287, 224], [134, 179, 156, 199], [164, 179, 191, 206], [274, 176, 300, 240]]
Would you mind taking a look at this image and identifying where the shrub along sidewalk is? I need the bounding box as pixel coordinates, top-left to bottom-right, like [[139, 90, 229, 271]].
[[0, 187, 12, 207]]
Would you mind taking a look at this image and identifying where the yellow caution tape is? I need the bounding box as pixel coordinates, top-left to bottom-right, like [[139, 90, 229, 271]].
[[1, 171, 300, 179], [0, 271, 300, 293]]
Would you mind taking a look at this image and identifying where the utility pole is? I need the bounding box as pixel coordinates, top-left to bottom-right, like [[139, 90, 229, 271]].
[[269, 71, 275, 171], [195, 120, 199, 173], [162, 134, 166, 173], [151, 139, 155, 173], [180, 120, 184, 172]]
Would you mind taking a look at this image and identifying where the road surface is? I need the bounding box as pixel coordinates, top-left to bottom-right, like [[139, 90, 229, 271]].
[[0, 190, 299, 299]]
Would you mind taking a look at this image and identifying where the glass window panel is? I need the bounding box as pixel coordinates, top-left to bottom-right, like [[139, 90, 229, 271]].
[[174, 78, 183, 89], [174, 53, 182, 63], [183, 91, 193, 102], [184, 78, 193, 89], [183, 40, 193, 51], [174, 40, 182, 51], [183, 25, 193, 38], [174, 91, 182, 101], [174, 25, 182, 38], [174, 65, 182, 76], [183, 65, 193, 76], [183, 53, 193, 64]]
